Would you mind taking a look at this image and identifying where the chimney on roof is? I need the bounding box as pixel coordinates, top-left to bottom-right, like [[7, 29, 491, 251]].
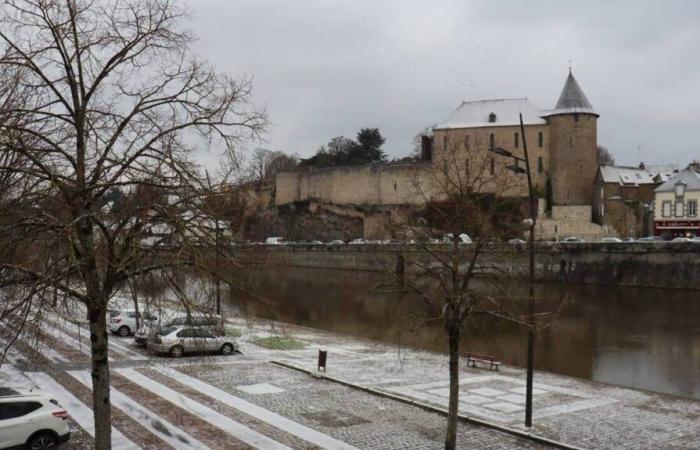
[[639, 161, 646, 170], [421, 135, 433, 161]]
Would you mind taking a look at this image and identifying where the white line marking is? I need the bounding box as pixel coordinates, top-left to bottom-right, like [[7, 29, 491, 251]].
[[32, 371, 140, 450], [116, 368, 291, 450], [155, 366, 360, 450], [0, 324, 68, 364], [69, 370, 208, 450]]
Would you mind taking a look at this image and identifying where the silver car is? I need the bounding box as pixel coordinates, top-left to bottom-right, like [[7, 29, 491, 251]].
[[147, 326, 237, 357]]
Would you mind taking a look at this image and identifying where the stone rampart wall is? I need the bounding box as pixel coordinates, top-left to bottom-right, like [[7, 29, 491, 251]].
[[241, 243, 700, 290]]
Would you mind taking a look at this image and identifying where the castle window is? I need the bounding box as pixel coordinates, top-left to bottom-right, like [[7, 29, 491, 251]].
[[464, 134, 470, 149], [488, 112, 496, 123], [537, 157, 543, 174], [574, 114, 579, 122], [514, 133, 519, 148], [393, 182, 397, 191], [443, 136, 448, 151], [538, 132, 543, 148], [688, 200, 697, 217], [489, 133, 495, 149], [662, 201, 672, 217], [489, 157, 495, 175]]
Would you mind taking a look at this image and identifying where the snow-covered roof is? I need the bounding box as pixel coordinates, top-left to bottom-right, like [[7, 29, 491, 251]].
[[645, 164, 679, 183], [433, 98, 547, 130], [543, 71, 598, 117], [655, 166, 700, 192], [599, 165, 655, 186]]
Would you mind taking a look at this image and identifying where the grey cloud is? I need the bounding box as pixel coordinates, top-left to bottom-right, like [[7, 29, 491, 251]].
[[188, 0, 700, 168]]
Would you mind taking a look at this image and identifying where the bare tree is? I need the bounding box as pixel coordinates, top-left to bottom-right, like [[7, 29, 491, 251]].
[[0, 1, 266, 448], [247, 148, 298, 187], [597, 145, 615, 165], [390, 135, 541, 449]]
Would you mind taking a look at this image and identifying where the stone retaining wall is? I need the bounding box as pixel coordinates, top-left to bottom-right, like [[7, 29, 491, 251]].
[[241, 243, 700, 290]]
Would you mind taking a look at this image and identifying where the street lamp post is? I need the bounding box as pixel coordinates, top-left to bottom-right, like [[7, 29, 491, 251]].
[[489, 112, 536, 428]]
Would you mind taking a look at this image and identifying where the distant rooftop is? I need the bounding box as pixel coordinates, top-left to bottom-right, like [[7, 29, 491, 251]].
[[655, 165, 700, 192], [599, 164, 679, 186], [433, 98, 547, 130]]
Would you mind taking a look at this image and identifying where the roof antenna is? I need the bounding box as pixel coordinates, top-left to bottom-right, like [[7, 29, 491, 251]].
[[568, 59, 573, 73]]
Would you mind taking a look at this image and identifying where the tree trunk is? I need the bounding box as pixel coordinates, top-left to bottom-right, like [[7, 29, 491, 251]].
[[88, 304, 112, 450], [444, 325, 460, 450]]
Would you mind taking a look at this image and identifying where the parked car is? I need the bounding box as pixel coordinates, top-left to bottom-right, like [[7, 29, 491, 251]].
[[147, 326, 237, 357], [135, 314, 225, 347], [309, 240, 323, 245], [349, 238, 366, 245], [0, 388, 71, 449], [109, 309, 158, 337], [638, 235, 663, 242], [443, 233, 472, 244], [264, 236, 284, 245], [562, 236, 585, 243], [508, 238, 526, 244], [327, 239, 345, 245], [601, 237, 623, 243], [672, 236, 692, 242]]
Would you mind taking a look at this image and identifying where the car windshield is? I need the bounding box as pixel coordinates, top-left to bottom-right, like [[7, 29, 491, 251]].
[[158, 326, 179, 336]]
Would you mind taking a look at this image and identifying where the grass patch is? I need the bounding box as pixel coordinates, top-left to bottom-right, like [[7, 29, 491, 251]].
[[252, 335, 306, 350], [225, 325, 243, 337]]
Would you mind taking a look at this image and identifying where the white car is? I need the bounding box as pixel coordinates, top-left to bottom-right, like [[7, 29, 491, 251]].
[[265, 237, 284, 245], [134, 314, 226, 347], [672, 237, 692, 242], [147, 326, 237, 357], [601, 237, 623, 243], [349, 238, 366, 245], [109, 309, 158, 337], [0, 388, 71, 449], [443, 233, 472, 244]]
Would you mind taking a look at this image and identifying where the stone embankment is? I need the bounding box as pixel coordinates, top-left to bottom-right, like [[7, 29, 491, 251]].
[[239, 242, 700, 290]]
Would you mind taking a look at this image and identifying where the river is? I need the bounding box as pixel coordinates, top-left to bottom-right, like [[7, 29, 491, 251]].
[[232, 267, 700, 401]]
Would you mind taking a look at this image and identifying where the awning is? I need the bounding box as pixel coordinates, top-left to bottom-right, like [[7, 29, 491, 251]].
[[656, 226, 700, 230]]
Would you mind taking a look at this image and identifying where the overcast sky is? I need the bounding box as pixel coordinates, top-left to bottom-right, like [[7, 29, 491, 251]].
[[188, 0, 700, 169]]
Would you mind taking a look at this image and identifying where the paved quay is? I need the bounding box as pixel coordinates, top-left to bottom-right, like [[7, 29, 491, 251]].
[[230, 318, 700, 450]]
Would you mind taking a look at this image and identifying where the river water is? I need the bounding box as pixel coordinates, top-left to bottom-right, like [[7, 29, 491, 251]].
[[234, 267, 700, 400]]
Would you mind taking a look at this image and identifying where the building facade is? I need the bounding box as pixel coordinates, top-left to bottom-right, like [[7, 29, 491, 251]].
[[653, 164, 700, 238]]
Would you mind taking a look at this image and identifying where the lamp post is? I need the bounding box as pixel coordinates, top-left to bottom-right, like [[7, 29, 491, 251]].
[[489, 113, 536, 428]]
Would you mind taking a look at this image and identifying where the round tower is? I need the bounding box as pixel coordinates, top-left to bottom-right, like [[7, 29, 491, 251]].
[[545, 71, 599, 206]]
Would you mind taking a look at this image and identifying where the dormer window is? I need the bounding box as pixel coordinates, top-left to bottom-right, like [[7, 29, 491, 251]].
[[488, 112, 496, 123], [675, 181, 686, 197]]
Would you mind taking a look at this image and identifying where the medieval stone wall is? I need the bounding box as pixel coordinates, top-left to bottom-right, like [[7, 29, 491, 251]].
[[275, 162, 432, 206]]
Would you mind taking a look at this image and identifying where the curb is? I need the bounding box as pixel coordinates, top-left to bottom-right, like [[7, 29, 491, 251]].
[[270, 360, 585, 450]]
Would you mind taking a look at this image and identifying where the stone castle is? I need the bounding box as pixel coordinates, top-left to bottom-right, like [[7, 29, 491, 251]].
[[265, 71, 616, 240]]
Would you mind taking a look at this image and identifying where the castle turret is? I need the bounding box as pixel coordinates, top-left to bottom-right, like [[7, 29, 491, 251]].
[[545, 71, 599, 206]]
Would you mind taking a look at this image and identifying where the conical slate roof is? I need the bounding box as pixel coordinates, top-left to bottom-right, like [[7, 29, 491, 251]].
[[544, 71, 598, 117]]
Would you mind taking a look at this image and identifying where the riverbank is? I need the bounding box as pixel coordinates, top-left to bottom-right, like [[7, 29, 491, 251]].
[[228, 315, 700, 449]]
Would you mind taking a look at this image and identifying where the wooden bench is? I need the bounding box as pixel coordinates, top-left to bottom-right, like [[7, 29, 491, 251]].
[[466, 352, 501, 371]]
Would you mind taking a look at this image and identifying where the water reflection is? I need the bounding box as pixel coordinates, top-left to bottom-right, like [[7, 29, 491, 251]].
[[232, 267, 700, 400]]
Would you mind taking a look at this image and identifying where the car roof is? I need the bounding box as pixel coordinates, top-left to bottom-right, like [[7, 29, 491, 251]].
[[0, 388, 46, 399]]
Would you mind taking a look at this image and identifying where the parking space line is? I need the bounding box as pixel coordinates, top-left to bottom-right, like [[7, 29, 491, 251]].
[[116, 368, 292, 450], [69, 370, 209, 450], [154, 366, 360, 450], [32, 371, 140, 450]]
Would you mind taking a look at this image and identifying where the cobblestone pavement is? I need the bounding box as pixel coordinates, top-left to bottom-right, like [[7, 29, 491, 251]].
[[226, 318, 700, 450], [0, 312, 545, 449]]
